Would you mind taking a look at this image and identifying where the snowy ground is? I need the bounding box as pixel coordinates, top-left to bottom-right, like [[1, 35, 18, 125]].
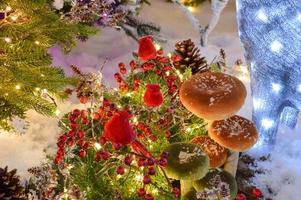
[[0, 0, 300, 199]]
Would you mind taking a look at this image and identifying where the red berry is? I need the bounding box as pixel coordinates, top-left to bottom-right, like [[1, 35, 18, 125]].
[[124, 156, 132, 166], [78, 130, 85, 139], [172, 187, 180, 197], [147, 159, 155, 166], [144, 193, 154, 200], [118, 62, 125, 69], [78, 149, 86, 158], [79, 96, 88, 104], [137, 188, 146, 197], [252, 188, 262, 198], [148, 167, 156, 175], [158, 158, 168, 167], [130, 60, 136, 70], [72, 109, 81, 116], [67, 130, 76, 137], [143, 175, 151, 184], [67, 139, 75, 147], [68, 114, 77, 122], [165, 131, 171, 139], [120, 68, 127, 75], [81, 118, 88, 125], [70, 123, 78, 130], [83, 142, 90, 149], [92, 113, 100, 120], [236, 193, 247, 200], [116, 166, 125, 175], [138, 158, 146, 167], [81, 109, 88, 118], [99, 136, 107, 145]]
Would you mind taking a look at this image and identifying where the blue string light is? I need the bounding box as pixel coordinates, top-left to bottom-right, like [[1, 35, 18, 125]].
[[236, 0, 301, 149]]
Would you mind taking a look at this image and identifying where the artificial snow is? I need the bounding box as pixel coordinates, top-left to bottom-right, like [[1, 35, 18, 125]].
[[0, 0, 300, 198]]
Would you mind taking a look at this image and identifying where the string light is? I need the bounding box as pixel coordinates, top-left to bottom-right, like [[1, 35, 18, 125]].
[[135, 174, 143, 182], [270, 40, 283, 53], [35, 41, 40, 45], [94, 142, 102, 150], [271, 82, 282, 93], [187, 6, 196, 13], [5, 6, 12, 12], [54, 109, 61, 116], [15, 85, 21, 90], [186, 127, 192, 132], [261, 118, 274, 130], [10, 15, 18, 21], [35, 87, 40, 91], [4, 37, 12, 43], [154, 43, 161, 51], [256, 8, 268, 23]]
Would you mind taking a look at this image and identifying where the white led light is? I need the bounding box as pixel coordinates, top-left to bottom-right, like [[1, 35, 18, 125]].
[[253, 98, 264, 110], [262, 118, 274, 130], [297, 13, 301, 22], [297, 84, 301, 93], [94, 143, 102, 150], [15, 85, 21, 90], [4, 37, 12, 43], [271, 82, 282, 93], [257, 8, 268, 23], [154, 43, 161, 51], [270, 40, 283, 53]]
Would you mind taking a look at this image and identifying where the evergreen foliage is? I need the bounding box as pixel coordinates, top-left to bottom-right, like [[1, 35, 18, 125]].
[[0, 0, 98, 130]]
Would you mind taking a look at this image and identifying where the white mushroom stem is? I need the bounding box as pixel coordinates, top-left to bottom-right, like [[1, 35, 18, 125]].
[[223, 151, 239, 177], [200, 0, 229, 46]]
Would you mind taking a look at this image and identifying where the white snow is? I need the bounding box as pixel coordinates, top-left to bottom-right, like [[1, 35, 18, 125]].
[[0, 0, 300, 198]]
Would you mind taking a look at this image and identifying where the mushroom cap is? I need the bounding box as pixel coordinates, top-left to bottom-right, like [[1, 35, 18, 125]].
[[208, 115, 258, 152], [164, 143, 209, 180], [193, 169, 238, 200]]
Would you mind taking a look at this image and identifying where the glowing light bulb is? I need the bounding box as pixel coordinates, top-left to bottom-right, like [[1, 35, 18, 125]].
[[4, 37, 12, 43], [297, 13, 301, 22], [152, 189, 159, 195], [41, 74, 45, 77], [54, 109, 60, 116], [270, 40, 283, 53], [165, 71, 170, 76], [5, 6, 12, 12], [154, 43, 161, 51], [271, 82, 282, 93], [133, 117, 138, 124], [15, 85, 21, 90], [94, 142, 102, 150], [261, 118, 274, 130], [35, 41, 40, 45], [167, 53, 172, 58], [253, 98, 264, 110], [297, 84, 301, 93], [187, 6, 196, 13], [186, 127, 192, 132], [135, 174, 143, 181], [35, 87, 40, 91], [10, 15, 18, 21], [257, 8, 268, 23]]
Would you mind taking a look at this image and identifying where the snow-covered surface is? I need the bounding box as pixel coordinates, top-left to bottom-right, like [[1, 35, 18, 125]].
[[0, 0, 300, 198]]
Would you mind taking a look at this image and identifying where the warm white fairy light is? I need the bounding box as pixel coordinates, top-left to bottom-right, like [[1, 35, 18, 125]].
[[94, 142, 102, 150], [5, 6, 12, 12], [167, 53, 172, 58], [152, 189, 159, 195], [35, 87, 40, 91], [15, 85, 21, 90], [10, 15, 18, 21], [35, 41, 40, 45], [4, 37, 12, 43], [165, 71, 170, 76], [41, 74, 45, 77], [187, 6, 196, 13], [154, 43, 161, 51], [135, 174, 143, 182], [186, 127, 192, 132], [54, 109, 61, 116]]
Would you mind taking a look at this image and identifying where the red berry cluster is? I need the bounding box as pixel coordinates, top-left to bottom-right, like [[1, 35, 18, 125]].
[[136, 122, 157, 142], [236, 187, 272, 200]]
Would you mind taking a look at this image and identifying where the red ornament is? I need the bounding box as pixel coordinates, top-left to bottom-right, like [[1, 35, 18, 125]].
[[252, 188, 262, 198], [143, 84, 164, 107], [148, 167, 156, 175], [124, 156, 132, 166], [138, 36, 157, 61], [104, 111, 135, 145], [236, 193, 247, 200], [79, 96, 88, 104]]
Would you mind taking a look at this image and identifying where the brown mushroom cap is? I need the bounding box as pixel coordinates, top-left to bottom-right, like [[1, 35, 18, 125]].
[[208, 115, 258, 152], [179, 72, 246, 120]]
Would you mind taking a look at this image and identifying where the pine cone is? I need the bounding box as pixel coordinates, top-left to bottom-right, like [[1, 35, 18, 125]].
[[173, 39, 208, 74], [0, 166, 27, 200]]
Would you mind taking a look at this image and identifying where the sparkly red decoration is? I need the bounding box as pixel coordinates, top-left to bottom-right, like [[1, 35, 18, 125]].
[[79, 96, 88, 104], [252, 188, 262, 198], [236, 193, 247, 200], [104, 111, 135, 145], [143, 84, 164, 107], [138, 36, 156, 61]]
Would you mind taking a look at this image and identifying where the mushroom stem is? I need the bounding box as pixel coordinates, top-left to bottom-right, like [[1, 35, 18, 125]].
[[224, 151, 239, 176], [180, 180, 193, 198]]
